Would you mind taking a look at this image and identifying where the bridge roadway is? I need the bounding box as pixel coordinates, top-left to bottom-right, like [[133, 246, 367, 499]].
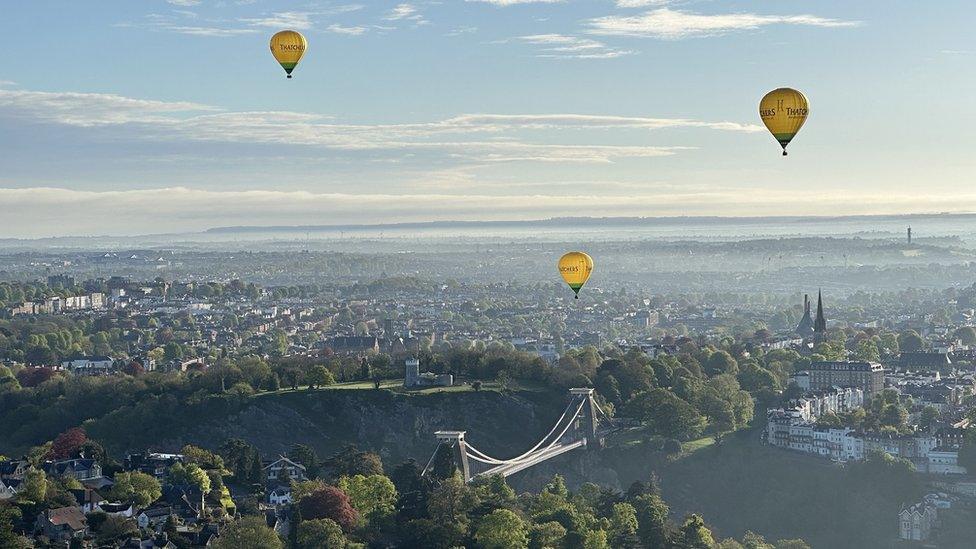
[[473, 439, 587, 479]]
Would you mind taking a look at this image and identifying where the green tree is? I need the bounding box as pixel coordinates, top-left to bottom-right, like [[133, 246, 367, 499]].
[[474, 508, 529, 549], [918, 406, 940, 431], [289, 444, 320, 479], [529, 521, 567, 549], [583, 529, 610, 549], [706, 351, 738, 376], [610, 502, 641, 547], [0, 506, 29, 549], [676, 514, 714, 549], [214, 516, 283, 549], [633, 493, 670, 548], [853, 339, 880, 362], [107, 471, 162, 507], [17, 467, 47, 503], [163, 341, 184, 361], [168, 463, 211, 494], [308, 365, 335, 389], [337, 474, 397, 524], [898, 331, 924, 353], [94, 515, 138, 545], [428, 473, 479, 536], [626, 389, 705, 440], [297, 518, 346, 549]]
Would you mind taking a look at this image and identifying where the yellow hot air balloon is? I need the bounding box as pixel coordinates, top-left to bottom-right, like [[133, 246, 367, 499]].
[[269, 30, 307, 79], [558, 252, 594, 299], [759, 88, 809, 156]]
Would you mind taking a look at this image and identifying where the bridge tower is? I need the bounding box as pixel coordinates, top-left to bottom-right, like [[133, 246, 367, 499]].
[[570, 388, 603, 448], [433, 430, 471, 482]]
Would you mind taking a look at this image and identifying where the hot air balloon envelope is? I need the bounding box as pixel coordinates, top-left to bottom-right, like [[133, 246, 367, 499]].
[[759, 88, 809, 155], [558, 252, 594, 299], [270, 30, 307, 78]]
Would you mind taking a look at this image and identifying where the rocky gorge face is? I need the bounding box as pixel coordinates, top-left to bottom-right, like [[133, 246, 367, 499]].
[[79, 387, 647, 491]]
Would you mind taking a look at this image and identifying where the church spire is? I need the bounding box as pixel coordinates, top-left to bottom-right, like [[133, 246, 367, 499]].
[[814, 290, 826, 337], [795, 293, 814, 336]]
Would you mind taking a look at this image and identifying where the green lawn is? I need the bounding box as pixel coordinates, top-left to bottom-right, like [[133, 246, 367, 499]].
[[254, 378, 527, 397], [679, 436, 716, 456], [607, 429, 719, 456]]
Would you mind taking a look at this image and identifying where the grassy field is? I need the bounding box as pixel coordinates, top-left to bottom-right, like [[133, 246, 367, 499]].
[[256, 378, 539, 397], [679, 436, 716, 457]]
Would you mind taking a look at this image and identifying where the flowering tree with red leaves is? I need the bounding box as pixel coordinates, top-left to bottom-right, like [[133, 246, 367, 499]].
[[15, 367, 56, 388], [299, 486, 359, 532], [48, 427, 88, 460], [122, 362, 145, 376]]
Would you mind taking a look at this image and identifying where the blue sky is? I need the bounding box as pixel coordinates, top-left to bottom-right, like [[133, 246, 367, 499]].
[[1, 0, 974, 237]]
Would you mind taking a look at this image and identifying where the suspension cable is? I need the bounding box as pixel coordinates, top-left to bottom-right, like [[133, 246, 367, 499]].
[[464, 398, 579, 463], [464, 399, 587, 465]]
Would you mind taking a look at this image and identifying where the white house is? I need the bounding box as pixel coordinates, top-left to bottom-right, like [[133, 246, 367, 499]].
[[267, 485, 292, 506], [263, 457, 307, 482], [899, 501, 937, 541], [0, 478, 18, 501], [137, 506, 174, 530], [61, 356, 114, 372], [928, 448, 966, 475]]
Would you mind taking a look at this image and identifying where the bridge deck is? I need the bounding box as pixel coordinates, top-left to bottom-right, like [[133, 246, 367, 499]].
[[474, 439, 587, 479]]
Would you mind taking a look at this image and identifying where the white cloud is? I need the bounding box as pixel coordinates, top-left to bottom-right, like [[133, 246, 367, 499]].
[[384, 3, 428, 25], [588, 8, 860, 39], [241, 11, 313, 30], [518, 34, 634, 59], [442, 114, 763, 132], [126, 10, 260, 37], [446, 26, 478, 37], [0, 89, 215, 127], [0, 88, 761, 165], [466, 0, 563, 5], [328, 24, 368, 35], [164, 26, 258, 37], [615, 0, 669, 7], [166, 0, 201, 6]]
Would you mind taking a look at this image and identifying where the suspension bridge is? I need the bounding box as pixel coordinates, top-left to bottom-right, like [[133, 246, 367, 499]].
[[422, 388, 619, 482]]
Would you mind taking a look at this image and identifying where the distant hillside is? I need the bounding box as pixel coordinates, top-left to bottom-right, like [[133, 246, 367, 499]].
[[204, 212, 976, 234]]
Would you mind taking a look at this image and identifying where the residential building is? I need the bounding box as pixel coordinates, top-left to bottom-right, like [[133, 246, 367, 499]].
[[899, 501, 937, 541], [267, 485, 292, 506], [789, 386, 863, 421], [807, 361, 885, 396], [263, 457, 307, 482], [929, 447, 966, 475], [34, 506, 88, 543], [0, 478, 17, 501], [43, 458, 102, 481]]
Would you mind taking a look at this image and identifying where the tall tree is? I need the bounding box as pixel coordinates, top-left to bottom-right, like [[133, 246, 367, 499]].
[[633, 494, 670, 548], [474, 509, 529, 549], [213, 516, 283, 549], [107, 472, 162, 507], [48, 427, 87, 459], [289, 444, 320, 479], [676, 514, 714, 549], [297, 518, 346, 549], [299, 486, 359, 532]]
